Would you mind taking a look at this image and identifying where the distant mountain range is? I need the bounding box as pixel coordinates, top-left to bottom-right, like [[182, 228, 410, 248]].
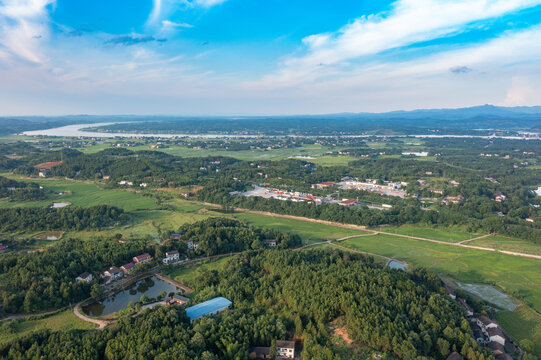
[[2, 105, 540, 136]]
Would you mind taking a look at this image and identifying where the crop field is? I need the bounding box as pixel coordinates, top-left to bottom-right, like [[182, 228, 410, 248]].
[[0, 310, 96, 345], [378, 225, 481, 242], [467, 235, 541, 256], [0, 177, 157, 212], [230, 212, 372, 244], [341, 234, 541, 312]]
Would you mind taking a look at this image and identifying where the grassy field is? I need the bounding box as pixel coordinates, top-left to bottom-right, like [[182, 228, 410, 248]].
[[496, 305, 541, 356], [161, 256, 230, 289], [230, 212, 372, 244], [378, 225, 481, 242], [0, 177, 157, 212], [467, 235, 541, 256], [0, 310, 97, 345], [341, 234, 541, 312]]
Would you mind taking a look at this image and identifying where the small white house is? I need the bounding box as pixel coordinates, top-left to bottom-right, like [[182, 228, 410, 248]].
[[163, 250, 180, 264], [276, 340, 295, 359], [76, 272, 94, 283]]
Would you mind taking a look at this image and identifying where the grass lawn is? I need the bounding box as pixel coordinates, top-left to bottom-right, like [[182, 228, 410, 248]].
[[232, 212, 372, 244], [341, 234, 541, 312], [468, 235, 541, 256], [161, 256, 230, 289], [0, 310, 97, 345], [496, 305, 541, 357], [0, 177, 157, 212], [378, 225, 480, 242]]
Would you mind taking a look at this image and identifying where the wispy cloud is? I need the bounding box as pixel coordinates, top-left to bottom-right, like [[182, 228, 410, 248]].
[[259, 0, 541, 87], [0, 0, 55, 64], [162, 20, 193, 28], [105, 34, 166, 46], [449, 66, 473, 74]]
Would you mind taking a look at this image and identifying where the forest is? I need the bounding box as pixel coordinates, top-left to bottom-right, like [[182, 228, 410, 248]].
[[0, 205, 128, 232], [161, 217, 302, 257], [0, 237, 152, 313], [0, 176, 44, 201], [0, 250, 492, 359]]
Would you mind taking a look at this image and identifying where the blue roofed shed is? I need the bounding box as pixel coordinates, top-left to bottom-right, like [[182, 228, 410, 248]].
[[185, 297, 232, 322]]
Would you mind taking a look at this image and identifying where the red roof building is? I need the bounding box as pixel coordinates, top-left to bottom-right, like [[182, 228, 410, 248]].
[[133, 253, 153, 264]]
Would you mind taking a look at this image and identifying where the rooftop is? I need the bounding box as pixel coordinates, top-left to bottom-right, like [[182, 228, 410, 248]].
[[185, 297, 232, 321], [276, 340, 295, 349]]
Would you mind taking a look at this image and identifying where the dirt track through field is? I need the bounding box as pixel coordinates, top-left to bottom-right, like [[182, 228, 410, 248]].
[[194, 201, 541, 260]]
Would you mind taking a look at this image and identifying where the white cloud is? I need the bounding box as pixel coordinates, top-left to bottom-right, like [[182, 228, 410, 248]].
[[503, 77, 538, 106], [192, 0, 227, 7], [261, 0, 541, 87], [0, 0, 55, 64], [162, 20, 193, 28]]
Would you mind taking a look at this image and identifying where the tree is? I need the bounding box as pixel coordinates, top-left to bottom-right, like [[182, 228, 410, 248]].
[[90, 284, 103, 299], [269, 339, 277, 359]]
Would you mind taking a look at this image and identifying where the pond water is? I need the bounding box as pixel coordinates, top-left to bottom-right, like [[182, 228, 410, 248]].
[[51, 202, 70, 208], [455, 281, 518, 311], [387, 260, 407, 271], [82, 276, 180, 317]]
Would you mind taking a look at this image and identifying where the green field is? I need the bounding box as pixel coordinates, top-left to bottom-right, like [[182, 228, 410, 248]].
[[161, 256, 230, 289], [0, 177, 157, 212], [467, 235, 541, 256], [0, 310, 96, 345], [378, 225, 481, 242], [231, 212, 372, 244], [496, 306, 541, 356], [341, 234, 541, 311]]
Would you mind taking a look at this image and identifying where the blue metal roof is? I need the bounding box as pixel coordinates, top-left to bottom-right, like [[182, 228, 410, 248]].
[[185, 297, 232, 320]]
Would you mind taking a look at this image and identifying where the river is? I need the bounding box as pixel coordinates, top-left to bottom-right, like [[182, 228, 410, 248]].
[[21, 123, 541, 140]]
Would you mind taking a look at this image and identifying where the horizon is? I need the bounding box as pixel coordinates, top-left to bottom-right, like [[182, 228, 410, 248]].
[[1, 1, 541, 115], [3, 103, 541, 118]]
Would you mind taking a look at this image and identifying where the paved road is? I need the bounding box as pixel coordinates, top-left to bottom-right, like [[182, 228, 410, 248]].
[[73, 301, 111, 330]]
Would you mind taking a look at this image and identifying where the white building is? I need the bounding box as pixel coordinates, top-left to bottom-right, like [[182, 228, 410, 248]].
[[75, 272, 94, 283], [163, 250, 180, 264], [276, 340, 295, 359]]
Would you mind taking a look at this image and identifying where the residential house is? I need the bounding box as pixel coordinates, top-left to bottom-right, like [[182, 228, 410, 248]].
[[163, 250, 180, 264], [186, 241, 199, 250], [417, 179, 427, 185], [276, 340, 296, 359], [121, 262, 135, 274], [167, 295, 188, 306], [76, 272, 94, 283], [443, 195, 465, 204], [314, 182, 336, 189], [443, 284, 456, 300], [170, 233, 181, 240], [133, 253, 153, 264], [428, 187, 444, 195], [105, 266, 123, 281], [118, 238, 131, 244], [487, 327, 506, 346], [248, 347, 271, 359], [265, 239, 277, 247], [339, 198, 359, 206], [446, 353, 464, 360]]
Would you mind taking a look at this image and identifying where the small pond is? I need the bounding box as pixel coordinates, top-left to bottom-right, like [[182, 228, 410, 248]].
[[82, 276, 180, 317], [387, 260, 407, 271], [51, 202, 71, 208]]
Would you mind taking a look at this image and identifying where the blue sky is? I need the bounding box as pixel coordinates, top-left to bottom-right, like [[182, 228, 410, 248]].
[[1, 0, 541, 115]]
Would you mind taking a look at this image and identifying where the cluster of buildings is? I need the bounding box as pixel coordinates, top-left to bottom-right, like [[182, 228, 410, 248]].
[[75, 252, 153, 285], [322, 178, 408, 198], [35, 161, 63, 178], [445, 286, 515, 360]]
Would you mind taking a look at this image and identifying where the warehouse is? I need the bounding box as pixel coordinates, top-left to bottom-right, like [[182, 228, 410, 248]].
[[185, 297, 232, 322]]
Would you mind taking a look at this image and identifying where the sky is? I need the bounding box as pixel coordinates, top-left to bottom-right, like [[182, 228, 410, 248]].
[[1, 0, 541, 115]]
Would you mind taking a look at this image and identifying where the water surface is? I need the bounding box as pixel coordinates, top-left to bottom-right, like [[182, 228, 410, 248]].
[[83, 276, 180, 317]]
